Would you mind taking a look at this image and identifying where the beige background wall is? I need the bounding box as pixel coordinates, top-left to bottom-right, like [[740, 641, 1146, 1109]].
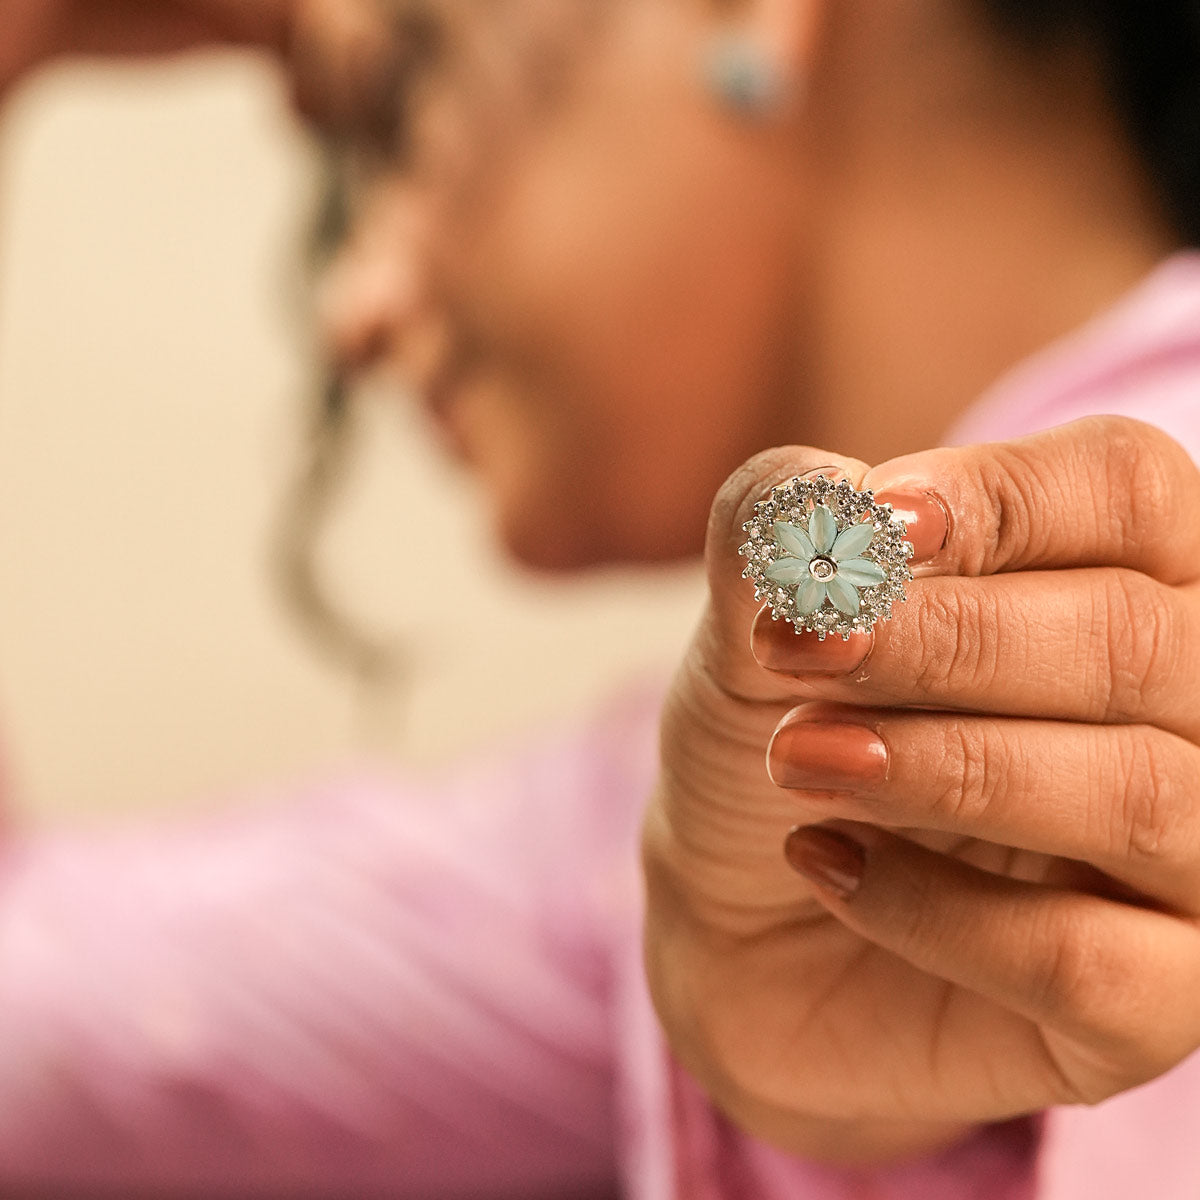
[[0, 54, 702, 822]]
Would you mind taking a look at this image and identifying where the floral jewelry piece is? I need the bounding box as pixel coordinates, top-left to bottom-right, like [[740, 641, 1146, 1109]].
[[739, 474, 915, 640]]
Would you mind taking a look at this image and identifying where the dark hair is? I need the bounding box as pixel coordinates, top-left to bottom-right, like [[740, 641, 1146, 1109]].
[[979, 1, 1200, 245], [271, 146, 408, 686]]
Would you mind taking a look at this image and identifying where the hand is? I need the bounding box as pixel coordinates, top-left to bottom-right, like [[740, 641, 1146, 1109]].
[[642, 415, 1200, 1164], [0, 0, 396, 138], [0, 0, 282, 94]]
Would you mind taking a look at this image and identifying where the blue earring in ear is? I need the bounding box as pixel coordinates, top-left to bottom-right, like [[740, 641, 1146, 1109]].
[[704, 34, 788, 117]]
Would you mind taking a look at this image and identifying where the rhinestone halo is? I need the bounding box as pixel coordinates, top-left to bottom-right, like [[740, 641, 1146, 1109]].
[[738, 474, 915, 640]]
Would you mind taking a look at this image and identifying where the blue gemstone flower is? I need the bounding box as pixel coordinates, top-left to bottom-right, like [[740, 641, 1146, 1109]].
[[764, 504, 886, 618]]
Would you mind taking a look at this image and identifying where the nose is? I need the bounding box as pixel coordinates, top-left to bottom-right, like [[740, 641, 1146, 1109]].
[[317, 178, 446, 383]]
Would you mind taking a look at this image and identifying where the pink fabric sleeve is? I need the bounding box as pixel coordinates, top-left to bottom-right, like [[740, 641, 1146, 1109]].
[[662, 1059, 1038, 1200], [0, 726, 634, 1199]]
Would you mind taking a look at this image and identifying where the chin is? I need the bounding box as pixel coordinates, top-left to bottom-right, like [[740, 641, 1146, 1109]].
[[497, 502, 704, 573], [499, 513, 609, 572]]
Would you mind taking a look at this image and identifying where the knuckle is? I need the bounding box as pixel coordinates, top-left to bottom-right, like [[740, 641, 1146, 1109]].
[[1096, 417, 1178, 549], [973, 449, 1051, 573], [1029, 912, 1125, 1035], [1097, 572, 1179, 722], [1029, 913, 1162, 1095], [929, 719, 1006, 826], [910, 586, 1001, 698], [968, 416, 1192, 576], [1112, 727, 1193, 867]]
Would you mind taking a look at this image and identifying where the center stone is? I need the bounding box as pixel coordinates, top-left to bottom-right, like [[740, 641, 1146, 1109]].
[[809, 556, 836, 582]]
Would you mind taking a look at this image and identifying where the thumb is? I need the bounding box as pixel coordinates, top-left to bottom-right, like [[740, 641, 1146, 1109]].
[[698, 447, 872, 703], [648, 446, 873, 936]]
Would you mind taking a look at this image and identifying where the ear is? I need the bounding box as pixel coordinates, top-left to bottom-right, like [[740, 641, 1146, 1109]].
[[748, 0, 824, 74], [704, 0, 825, 116]]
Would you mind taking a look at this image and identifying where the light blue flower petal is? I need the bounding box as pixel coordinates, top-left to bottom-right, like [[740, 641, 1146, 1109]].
[[796, 578, 827, 615], [836, 558, 887, 587], [832, 522, 875, 561], [765, 557, 808, 587], [809, 504, 837, 554], [826, 575, 861, 617], [772, 521, 815, 561]]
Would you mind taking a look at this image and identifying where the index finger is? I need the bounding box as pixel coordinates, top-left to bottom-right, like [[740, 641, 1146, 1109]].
[[867, 414, 1200, 584]]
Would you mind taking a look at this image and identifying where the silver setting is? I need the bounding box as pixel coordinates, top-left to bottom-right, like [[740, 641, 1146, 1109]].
[[808, 556, 836, 582], [738, 473, 915, 640]]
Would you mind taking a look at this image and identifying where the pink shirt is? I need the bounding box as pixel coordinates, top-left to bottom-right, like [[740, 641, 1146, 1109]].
[[3, 253, 1200, 1198]]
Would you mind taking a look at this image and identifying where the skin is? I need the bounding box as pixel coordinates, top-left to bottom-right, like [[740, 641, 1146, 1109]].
[[0, 0, 401, 132], [5, 0, 1200, 1171]]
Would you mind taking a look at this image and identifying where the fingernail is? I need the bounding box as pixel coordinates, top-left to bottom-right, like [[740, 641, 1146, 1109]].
[[768, 720, 889, 790], [752, 608, 873, 675], [784, 826, 865, 898], [799, 464, 847, 482], [872, 487, 949, 562]]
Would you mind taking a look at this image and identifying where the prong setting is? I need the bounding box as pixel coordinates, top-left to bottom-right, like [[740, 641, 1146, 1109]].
[[739, 474, 914, 640]]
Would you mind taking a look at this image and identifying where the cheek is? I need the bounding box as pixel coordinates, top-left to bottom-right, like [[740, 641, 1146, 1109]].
[[487, 195, 796, 562], [459, 324, 791, 571]]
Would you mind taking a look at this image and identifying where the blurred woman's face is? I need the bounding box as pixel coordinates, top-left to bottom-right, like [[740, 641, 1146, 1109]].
[[325, 1, 803, 568]]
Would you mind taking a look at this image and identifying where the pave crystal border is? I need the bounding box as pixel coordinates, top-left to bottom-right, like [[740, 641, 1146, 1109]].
[[738, 474, 915, 640]]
